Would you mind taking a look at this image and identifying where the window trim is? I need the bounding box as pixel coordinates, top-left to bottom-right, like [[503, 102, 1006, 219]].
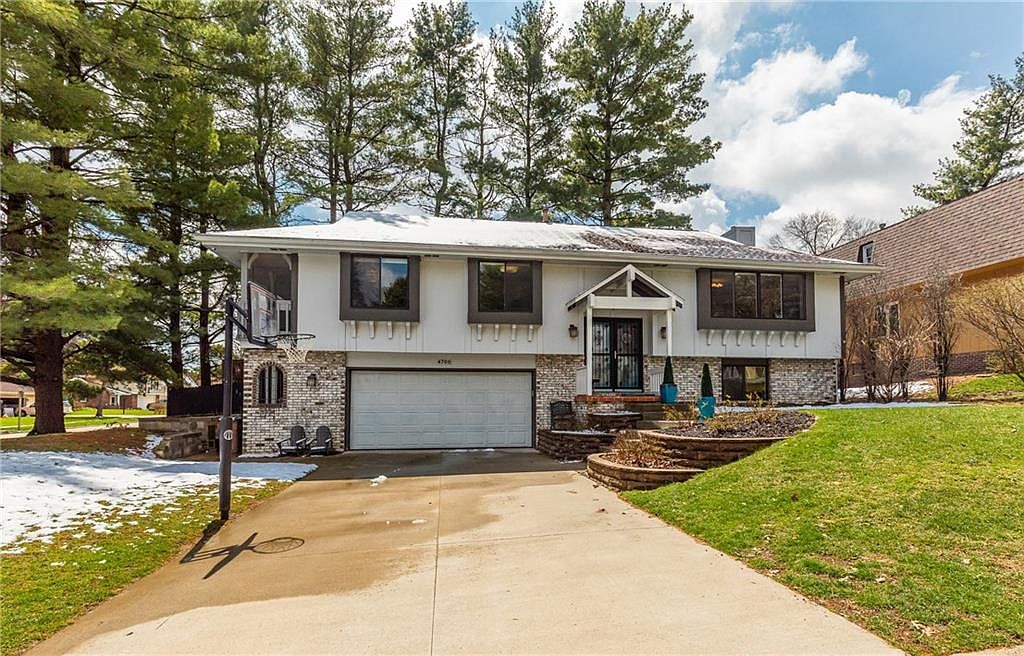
[[858, 242, 874, 263], [697, 269, 815, 331], [340, 253, 420, 322], [467, 258, 543, 325], [255, 363, 286, 407], [721, 359, 770, 402]]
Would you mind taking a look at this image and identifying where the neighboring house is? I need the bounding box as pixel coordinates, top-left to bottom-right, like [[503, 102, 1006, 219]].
[[0, 381, 34, 415], [825, 175, 1024, 378], [199, 214, 877, 453], [71, 377, 168, 410]]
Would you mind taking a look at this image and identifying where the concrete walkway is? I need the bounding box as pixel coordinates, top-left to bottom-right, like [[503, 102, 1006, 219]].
[[31, 451, 899, 655]]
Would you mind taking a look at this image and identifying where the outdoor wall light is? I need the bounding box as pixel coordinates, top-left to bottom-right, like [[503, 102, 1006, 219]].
[[568, 324, 579, 339], [306, 373, 318, 388], [660, 326, 668, 339]]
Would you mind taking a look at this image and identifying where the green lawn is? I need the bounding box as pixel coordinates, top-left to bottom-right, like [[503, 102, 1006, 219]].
[[625, 405, 1024, 655], [950, 374, 1024, 402], [0, 408, 159, 434], [1, 482, 287, 654]]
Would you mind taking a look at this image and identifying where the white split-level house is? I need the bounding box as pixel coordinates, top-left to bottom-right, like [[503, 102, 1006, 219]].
[[198, 213, 879, 453]]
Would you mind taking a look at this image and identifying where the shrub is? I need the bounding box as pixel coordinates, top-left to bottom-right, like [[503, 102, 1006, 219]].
[[610, 431, 664, 467], [700, 362, 714, 398]]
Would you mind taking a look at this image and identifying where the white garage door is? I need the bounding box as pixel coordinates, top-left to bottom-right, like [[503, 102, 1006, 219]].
[[348, 370, 533, 449]]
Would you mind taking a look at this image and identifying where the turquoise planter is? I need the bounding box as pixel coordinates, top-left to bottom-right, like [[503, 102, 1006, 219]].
[[660, 384, 678, 404], [697, 396, 716, 420]]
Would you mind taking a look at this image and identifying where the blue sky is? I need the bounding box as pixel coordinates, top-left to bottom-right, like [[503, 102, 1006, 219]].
[[460, 1, 1022, 232], [359, 2, 1023, 237]]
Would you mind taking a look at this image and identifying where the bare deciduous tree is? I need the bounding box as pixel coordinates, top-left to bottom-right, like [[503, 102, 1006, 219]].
[[920, 267, 962, 400], [768, 211, 879, 255], [959, 274, 1024, 384], [845, 274, 927, 402]]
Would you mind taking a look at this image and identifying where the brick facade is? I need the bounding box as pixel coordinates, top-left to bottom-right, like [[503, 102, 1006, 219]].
[[535, 354, 585, 430], [769, 358, 837, 404], [242, 349, 347, 453], [240, 349, 836, 452]]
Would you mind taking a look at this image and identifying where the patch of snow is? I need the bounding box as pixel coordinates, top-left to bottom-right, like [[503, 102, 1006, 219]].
[[411, 519, 427, 525], [238, 452, 279, 458], [0, 450, 316, 551], [845, 381, 934, 399], [370, 475, 388, 486], [137, 434, 163, 458]]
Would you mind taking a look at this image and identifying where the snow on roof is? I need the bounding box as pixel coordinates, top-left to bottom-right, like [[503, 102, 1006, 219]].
[[201, 211, 863, 268]]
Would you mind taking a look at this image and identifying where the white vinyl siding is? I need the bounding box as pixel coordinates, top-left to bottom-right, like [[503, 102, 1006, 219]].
[[348, 371, 533, 449]]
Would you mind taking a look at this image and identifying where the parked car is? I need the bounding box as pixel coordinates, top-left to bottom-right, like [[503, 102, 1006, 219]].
[[146, 400, 167, 413], [17, 401, 73, 416]]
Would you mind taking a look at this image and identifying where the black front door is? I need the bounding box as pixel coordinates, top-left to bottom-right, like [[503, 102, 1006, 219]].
[[592, 318, 643, 391]]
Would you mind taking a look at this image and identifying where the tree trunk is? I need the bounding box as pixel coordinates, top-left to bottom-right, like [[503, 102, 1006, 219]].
[[30, 330, 66, 435], [169, 280, 184, 387], [95, 396, 104, 418], [198, 215, 212, 387]]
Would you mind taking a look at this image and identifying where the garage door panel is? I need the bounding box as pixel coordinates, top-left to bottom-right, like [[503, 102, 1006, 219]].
[[349, 371, 532, 449]]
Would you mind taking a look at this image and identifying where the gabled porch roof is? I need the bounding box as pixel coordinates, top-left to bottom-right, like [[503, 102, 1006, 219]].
[[565, 264, 684, 311]]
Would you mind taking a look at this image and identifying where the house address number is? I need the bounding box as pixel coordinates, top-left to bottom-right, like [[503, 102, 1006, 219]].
[[437, 359, 452, 365]]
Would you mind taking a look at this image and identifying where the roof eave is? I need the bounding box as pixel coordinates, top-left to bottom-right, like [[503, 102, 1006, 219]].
[[197, 234, 882, 277]]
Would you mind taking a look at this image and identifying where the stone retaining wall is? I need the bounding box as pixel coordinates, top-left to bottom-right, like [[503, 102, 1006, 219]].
[[586, 453, 702, 491], [536, 429, 615, 461], [646, 432, 787, 468]]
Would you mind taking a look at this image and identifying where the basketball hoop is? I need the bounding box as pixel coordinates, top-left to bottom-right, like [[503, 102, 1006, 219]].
[[266, 333, 316, 363]]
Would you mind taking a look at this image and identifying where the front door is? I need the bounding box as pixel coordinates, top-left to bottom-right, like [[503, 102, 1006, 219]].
[[592, 318, 643, 391]]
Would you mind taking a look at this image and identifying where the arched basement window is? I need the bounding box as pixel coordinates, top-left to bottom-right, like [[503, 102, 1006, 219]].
[[256, 365, 285, 406]]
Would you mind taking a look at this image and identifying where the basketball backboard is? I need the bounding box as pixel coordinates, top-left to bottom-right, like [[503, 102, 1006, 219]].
[[246, 282, 278, 346]]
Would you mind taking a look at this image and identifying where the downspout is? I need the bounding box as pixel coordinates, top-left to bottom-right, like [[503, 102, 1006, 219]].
[[838, 275, 847, 403]]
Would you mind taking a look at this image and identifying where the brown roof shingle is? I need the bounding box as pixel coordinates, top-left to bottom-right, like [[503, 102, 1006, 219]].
[[825, 176, 1024, 294]]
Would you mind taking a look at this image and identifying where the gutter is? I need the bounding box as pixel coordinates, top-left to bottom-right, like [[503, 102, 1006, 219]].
[[197, 234, 884, 277]]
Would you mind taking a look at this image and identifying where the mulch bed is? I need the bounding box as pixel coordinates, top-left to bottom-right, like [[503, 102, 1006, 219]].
[[661, 411, 814, 439], [0, 428, 150, 454]]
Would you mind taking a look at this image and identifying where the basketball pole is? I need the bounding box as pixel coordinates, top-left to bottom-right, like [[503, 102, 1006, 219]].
[[218, 297, 247, 522]]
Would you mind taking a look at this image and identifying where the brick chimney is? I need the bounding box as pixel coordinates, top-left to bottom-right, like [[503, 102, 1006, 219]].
[[722, 225, 756, 247]]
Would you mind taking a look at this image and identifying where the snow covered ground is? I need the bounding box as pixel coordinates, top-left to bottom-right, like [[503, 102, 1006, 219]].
[[0, 450, 315, 552]]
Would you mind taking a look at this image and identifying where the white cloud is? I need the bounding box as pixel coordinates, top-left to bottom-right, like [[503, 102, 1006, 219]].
[[657, 188, 729, 233], [688, 31, 981, 242], [707, 74, 980, 241]]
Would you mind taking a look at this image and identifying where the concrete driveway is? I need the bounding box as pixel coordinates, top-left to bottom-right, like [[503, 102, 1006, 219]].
[[32, 450, 898, 655]]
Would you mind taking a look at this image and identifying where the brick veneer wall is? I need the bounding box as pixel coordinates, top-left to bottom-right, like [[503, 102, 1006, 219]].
[[242, 349, 347, 453], [648, 356, 723, 400], [535, 354, 585, 430], [769, 358, 837, 404]]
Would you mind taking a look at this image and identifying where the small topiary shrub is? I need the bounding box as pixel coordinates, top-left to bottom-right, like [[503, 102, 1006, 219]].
[[700, 362, 714, 398]]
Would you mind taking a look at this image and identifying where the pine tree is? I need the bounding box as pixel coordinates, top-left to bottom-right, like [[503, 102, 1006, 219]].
[[407, 0, 478, 216], [217, 0, 303, 224], [908, 54, 1024, 214], [123, 2, 256, 388], [456, 50, 504, 219], [491, 0, 566, 221], [297, 0, 413, 222], [555, 0, 718, 227], [0, 0, 162, 434]]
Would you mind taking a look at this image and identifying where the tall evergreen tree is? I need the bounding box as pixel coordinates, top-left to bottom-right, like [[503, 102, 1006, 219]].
[[218, 0, 302, 224], [491, 0, 565, 221], [407, 0, 478, 216], [457, 50, 504, 219], [297, 0, 413, 222], [555, 0, 717, 226], [0, 0, 162, 434], [907, 54, 1024, 214], [124, 11, 255, 388]]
